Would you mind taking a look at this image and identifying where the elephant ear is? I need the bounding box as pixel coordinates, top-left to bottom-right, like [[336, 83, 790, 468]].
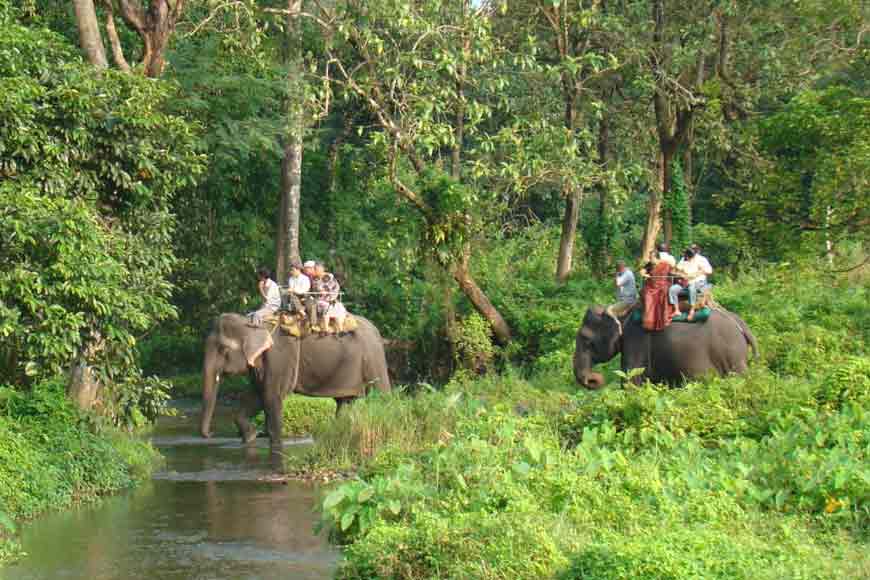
[[243, 328, 273, 366]]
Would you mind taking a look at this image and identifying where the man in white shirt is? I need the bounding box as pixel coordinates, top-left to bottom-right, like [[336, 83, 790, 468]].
[[691, 244, 713, 285], [286, 262, 311, 316], [251, 267, 281, 325], [669, 248, 709, 321]]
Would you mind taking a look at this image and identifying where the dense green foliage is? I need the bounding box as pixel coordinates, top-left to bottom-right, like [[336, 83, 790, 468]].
[[0, 380, 158, 564], [738, 86, 870, 253], [1, 0, 868, 576], [314, 263, 869, 579], [0, 16, 203, 407]]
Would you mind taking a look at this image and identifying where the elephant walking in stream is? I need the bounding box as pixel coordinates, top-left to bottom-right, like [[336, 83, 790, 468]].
[[200, 313, 391, 448], [573, 306, 758, 389]]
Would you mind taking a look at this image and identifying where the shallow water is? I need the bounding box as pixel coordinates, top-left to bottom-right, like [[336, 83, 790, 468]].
[[2, 403, 338, 580]]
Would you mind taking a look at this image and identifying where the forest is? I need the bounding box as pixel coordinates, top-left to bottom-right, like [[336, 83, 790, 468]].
[[1, 0, 868, 577]]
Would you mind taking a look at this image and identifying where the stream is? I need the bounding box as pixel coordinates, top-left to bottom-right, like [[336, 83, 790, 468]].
[[2, 402, 338, 580]]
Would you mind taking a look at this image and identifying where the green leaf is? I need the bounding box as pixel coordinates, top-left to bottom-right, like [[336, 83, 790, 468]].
[[357, 487, 375, 503], [323, 488, 346, 510], [340, 512, 355, 531]]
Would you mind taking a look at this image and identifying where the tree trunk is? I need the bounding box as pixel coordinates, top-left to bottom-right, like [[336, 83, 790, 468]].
[[596, 112, 610, 270], [641, 148, 674, 260], [68, 357, 102, 410], [453, 251, 511, 344], [116, 0, 185, 78], [556, 188, 581, 283], [276, 135, 302, 282], [275, 0, 304, 283], [682, 146, 694, 224], [102, 1, 131, 72], [555, 74, 582, 283], [73, 0, 108, 69]]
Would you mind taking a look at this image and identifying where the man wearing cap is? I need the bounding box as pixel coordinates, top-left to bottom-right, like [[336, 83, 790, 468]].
[[287, 262, 310, 316], [304, 260, 323, 328]]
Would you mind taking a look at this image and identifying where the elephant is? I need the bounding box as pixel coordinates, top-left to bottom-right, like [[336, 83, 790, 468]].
[[573, 306, 758, 389], [200, 313, 391, 448]]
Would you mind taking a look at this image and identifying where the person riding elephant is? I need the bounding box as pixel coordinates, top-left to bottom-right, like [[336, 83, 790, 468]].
[[640, 246, 673, 332], [199, 312, 391, 449], [573, 305, 757, 389]]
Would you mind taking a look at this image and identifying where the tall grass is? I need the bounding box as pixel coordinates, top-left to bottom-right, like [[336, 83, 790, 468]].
[[304, 388, 469, 472]]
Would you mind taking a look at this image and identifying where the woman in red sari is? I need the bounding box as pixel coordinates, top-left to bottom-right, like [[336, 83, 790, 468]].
[[641, 252, 673, 332]]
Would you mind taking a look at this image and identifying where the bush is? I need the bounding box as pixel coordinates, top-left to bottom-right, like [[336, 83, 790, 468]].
[[561, 522, 836, 580], [0, 21, 203, 391], [253, 394, 336, 438], [558, 370, 821, 448], [0, 381, 158, 563]]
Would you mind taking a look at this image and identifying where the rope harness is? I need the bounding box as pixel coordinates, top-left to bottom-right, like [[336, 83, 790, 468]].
[[289, 335, 301, 395]]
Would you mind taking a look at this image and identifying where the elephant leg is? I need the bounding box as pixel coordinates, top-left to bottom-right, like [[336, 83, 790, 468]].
[[263, 391, 284, 450], [235, 389, 263, 444], [335, 396, 355, 417]]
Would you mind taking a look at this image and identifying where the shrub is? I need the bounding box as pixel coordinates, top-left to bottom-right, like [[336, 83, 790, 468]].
[[254, 394, 336, 437], [561, 523, 836, 580], [0, 21, 203, 392], [315, 259, 870, 578], [453, 313, 495, 373], [0, 381, 158, 562]]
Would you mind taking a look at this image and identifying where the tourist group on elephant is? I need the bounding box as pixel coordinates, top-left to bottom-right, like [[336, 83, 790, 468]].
[[575, 242, 757, 390], [200, 259, 391, 449]]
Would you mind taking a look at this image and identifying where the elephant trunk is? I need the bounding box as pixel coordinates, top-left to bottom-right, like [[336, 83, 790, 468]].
[[573, 350, 606, 390], [579, 371, 605, 390], [200, 343, 220, 438]]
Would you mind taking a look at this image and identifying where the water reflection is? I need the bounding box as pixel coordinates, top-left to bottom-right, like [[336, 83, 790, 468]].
[[2, 406, 337, 580]]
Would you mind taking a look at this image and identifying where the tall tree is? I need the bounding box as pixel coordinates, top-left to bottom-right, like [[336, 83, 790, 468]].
[[533, 0, 619, 282], [275, 0, 304, 281], [73, 0, 108, 68], [320, 0, 513, 342], [639, 0, 710, 259]]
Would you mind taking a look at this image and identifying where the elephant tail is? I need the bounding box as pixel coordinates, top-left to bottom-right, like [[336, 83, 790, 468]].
[[716, 308, 759, 362], [742, 324, 759, 361], [731, 312, 759, 361]]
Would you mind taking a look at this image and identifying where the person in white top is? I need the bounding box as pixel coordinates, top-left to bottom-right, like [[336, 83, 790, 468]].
[[286, 262, 311, 316], [606, 260, 638, 333], [669, 248, 709, 321], [656, 242, 676, 267], [250, 267, 281, 325], [691, 244, 713, 284]]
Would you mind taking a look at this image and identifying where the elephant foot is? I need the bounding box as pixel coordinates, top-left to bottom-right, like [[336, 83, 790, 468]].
[[240, 426, 257, 445]]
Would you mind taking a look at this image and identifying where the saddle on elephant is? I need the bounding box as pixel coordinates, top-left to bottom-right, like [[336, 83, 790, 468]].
[[258, 310, 359, 337]]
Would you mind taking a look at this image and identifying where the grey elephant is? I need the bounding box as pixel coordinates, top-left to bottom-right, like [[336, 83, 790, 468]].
[[200, 313, 391, 447], [573, 306, 758, 389]]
